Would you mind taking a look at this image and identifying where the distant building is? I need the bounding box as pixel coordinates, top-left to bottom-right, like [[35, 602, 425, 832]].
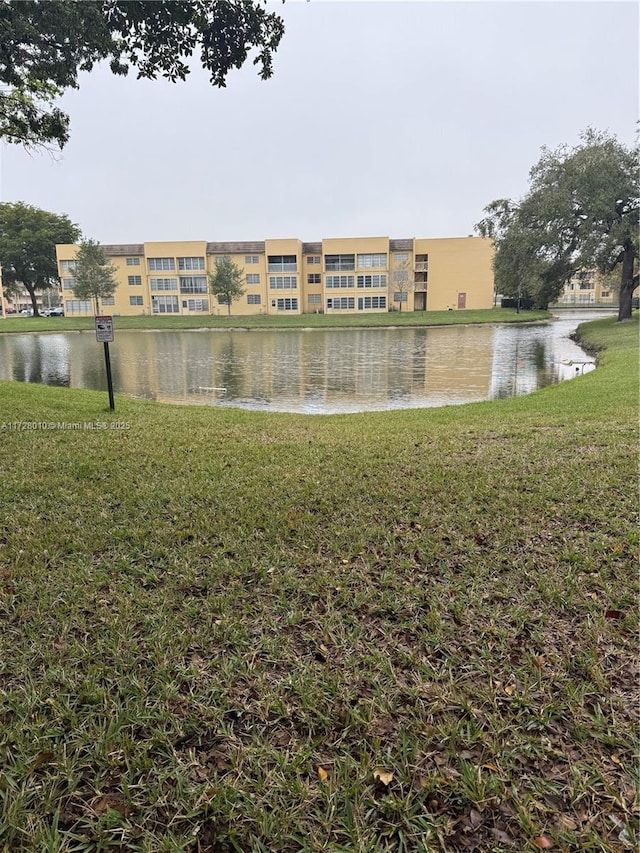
[[54, 235, 495, 317], [0, 281, 62, 314], [555, 270, 617, 307]]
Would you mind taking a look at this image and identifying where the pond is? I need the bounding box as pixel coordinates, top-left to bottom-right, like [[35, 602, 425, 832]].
[[0, 311, 614, 414]]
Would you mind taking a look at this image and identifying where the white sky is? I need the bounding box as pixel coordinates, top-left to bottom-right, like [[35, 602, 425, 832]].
[[0, 0, 637, 245]]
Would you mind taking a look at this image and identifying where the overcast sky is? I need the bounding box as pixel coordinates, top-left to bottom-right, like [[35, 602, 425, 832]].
[[0, 0, 637, 245]]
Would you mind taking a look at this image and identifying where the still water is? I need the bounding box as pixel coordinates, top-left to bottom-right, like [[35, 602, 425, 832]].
[[0, 311, 613, 414]]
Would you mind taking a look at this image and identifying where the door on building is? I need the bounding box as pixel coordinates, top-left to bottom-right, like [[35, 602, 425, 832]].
[[414, 292, 427, 311], [457, 292, 467, 309]]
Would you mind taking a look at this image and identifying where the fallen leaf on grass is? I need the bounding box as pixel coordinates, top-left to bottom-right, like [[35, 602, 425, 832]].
[[490, 828, 516, 847], [317, 766, 328, 781], [468, 808, 484, 827], [555, 815, 577, 831], [93, 795, 132, 817], [28, 751, 55, 772], [482, 762, 499, 773], [504, 684, 516, 696], [605, 609, 624, 620], [373, 768, 394, 786], [532, 836, 554, 849]]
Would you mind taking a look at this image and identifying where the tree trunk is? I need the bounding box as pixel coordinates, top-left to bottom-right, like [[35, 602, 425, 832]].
[[24, 281, 40, 317], [617, 241, 636, 321], [227, 299, 231, 317]]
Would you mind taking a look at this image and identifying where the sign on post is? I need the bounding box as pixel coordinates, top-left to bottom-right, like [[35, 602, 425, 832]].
[[95, 315, 114, 343], [95, 315, 115, 410]]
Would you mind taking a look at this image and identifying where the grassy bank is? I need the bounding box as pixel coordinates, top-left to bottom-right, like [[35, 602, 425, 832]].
[[0, 307, 550, 335], [0, 317, 637, 852]]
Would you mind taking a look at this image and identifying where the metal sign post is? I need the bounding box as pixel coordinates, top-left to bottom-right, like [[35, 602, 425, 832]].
[[95, 316, 115, 410]]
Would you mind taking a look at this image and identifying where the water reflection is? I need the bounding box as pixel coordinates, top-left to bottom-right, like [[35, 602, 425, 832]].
[[0, 311, 612, 414]]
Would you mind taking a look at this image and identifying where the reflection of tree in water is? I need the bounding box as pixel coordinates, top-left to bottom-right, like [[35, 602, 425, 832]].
[[532, 340, 555, 388], [411, 330, 427, 385], [80, 342, 122, 393], [12, 336, 71, 386], [216, 336, 243, 399]]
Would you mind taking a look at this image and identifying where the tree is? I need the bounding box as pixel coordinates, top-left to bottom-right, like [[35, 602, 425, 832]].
[[0, 202, 80, 316], [71, 239, 119, 314], [476, 130, 639, 318], [0, 0, 285, 149], [391, 257, 414, 312], [208, 255, 245, 316]]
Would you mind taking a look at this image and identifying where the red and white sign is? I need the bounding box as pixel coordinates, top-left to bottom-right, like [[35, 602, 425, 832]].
[[95, 315, 114, 343]]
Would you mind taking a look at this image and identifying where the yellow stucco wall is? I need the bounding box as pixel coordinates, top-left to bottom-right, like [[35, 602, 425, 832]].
[[413, 237, 495, 311], [55, 235, 496, 317]]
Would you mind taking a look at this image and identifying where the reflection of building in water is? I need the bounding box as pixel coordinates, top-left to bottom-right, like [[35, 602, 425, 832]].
[[55, 235, 495, 319], [0, 320, 597, 413], [420, 326, 494, 403]]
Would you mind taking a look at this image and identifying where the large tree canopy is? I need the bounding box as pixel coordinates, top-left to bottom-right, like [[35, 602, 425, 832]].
[[0, 202, 81, 316], [476, 130, 639, 319], [0, 0, 285, 149]]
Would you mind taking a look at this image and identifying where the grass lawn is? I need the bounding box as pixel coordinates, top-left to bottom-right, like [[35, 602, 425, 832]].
[[0, 307, 550, 335], [0, 317, 637, 852]]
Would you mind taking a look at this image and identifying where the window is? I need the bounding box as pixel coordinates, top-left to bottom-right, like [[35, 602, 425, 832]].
[[601, 291, 610, 298], [60, 260, 76, 273], [393, 292, 408, 302], [393, 270, 409, 284], [152, 295, 179, 314], [325, 275, 354, 289], [182, 298, 209, 311], [245, 255, 259, 265], [148, 257, 175, 271], [126, 257, 141, 266], [308, 294, 321, 304], [307, 256, 321, 265], [65, 299, 91, 314], [357, 274, 387, 288], [415, 253, 428, 272], [178, 257, 205, 270], [269, 276, 297, 289], [357, 253, 387, 269], [325, 254, 354, 271], [101, 296, 115, 306], [150, 278, 178, 291], [179, 276, 207, 294], [129, 295, 144, 306], [307, 273, 321, 284], [326, 297, 355, 310], [62, 277, 76, 291], [393, 252, 409, 264], [268, 255, 297, 272], [247, 294, 261, 305], [246, 274, 260, 284], [128, 275, 142, 286], [358, 295, 387, 310], [271, 298, 298, 311]]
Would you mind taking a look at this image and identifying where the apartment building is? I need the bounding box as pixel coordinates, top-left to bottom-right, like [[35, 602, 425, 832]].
[[54, 235, 495, 317], [555, 270, 617, 307]]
